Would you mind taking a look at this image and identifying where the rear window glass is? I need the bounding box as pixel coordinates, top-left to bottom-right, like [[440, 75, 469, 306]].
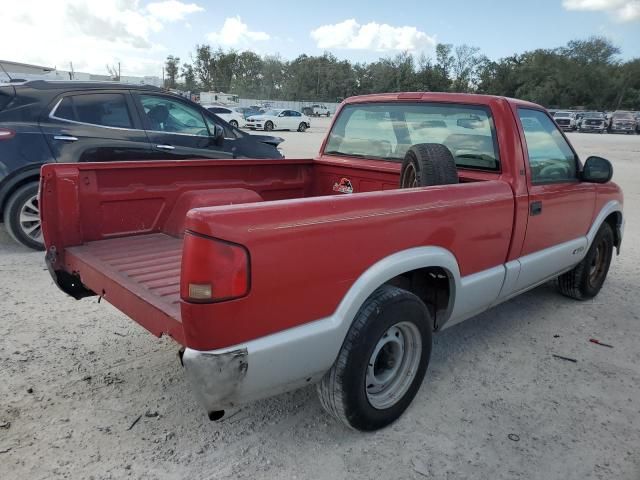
[[325, 102, 500, 171], [53, 93, 133, 128]]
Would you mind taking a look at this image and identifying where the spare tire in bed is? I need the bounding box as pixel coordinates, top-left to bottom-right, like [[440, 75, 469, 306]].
[[399, 143, 459, 188]]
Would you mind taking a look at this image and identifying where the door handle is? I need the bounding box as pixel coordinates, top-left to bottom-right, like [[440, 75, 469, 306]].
[[53, 135, 78, 142], [156, 144, 175, 150], [530, 201, 543, 216]]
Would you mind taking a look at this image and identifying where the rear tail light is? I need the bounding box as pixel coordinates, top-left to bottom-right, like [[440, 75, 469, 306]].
[[181, 232, 250, 302], [0, 128, 15, 140]]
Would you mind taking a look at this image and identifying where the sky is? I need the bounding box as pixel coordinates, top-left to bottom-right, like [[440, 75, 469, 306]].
[[1, 0, 639, 78]]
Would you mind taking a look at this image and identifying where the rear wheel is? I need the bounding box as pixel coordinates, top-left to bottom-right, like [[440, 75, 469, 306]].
[[3, 182, 44, 250], [558, 223, 614, 300], [317, 285, 432, 431], [264, 121, 274, 131], [297, 122, 307, 132]]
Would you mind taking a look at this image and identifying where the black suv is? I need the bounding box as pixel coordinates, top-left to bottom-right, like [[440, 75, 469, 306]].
[[0, 81, 284, 249]]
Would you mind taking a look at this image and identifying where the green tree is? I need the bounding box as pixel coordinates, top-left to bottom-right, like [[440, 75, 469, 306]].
[[164, 55, 180, 89], [193, 45, 216, 91], [181, 62, 197, 91]]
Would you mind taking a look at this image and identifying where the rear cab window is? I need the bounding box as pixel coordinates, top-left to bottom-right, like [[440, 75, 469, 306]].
[[324, 102, 500, 172], [51, 93, 133, 128]]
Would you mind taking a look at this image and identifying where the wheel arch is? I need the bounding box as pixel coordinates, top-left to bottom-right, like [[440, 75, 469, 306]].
[[587, 200, 623, 254], [0, 166, 43, 218], [333, 246, 461, 336]]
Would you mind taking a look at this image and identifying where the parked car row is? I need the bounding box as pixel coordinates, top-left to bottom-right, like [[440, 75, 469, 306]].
[[551, 109, 639, 134], [0, 80, 286, 249]]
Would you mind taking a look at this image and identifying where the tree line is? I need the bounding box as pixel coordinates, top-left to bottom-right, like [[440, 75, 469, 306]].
[[163, 37, 640, 110]]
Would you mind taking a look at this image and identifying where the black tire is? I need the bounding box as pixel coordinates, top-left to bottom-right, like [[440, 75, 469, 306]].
[[3, 182, 44, 250], [317, 285, 432, 431], [558, 223, 614, 300], [400, 143, 458, 188], [229, 120, 238, 128], [264, 121, 274, 131], [297, 122, 307, 132]]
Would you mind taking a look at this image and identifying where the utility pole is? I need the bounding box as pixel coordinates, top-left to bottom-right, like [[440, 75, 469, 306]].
[[118, 62, 121, 82], [69, 61, 74, 80]]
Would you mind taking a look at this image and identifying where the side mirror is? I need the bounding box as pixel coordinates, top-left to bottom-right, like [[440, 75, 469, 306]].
[[582, 156, 613, 183], [213, 125, 224, 146]]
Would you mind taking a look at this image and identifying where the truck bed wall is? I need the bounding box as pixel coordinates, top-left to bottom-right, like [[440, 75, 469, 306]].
[[41, 157, 495, 279]]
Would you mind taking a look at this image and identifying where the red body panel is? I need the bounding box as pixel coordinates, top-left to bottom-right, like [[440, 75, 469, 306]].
[[40, 92, 623, 351], [181, 180, 514, 349]]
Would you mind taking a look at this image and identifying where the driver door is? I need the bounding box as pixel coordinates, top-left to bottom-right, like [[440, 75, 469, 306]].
[[134, 93, 233, 160], [515, 108, 596, 286], [278, 110, 294, 130]]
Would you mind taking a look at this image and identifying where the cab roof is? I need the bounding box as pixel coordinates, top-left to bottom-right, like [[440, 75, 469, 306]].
[[342, 92, 544, 110]]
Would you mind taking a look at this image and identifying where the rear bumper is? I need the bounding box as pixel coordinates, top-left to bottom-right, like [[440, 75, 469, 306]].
[[180, 316, 340, 418]]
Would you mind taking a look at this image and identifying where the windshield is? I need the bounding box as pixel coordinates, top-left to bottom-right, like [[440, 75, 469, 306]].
[[324, 102, 500, 171], [554, 112, 572, 117], [613, 113, 634, 120], [264, 109, 282, 116], [584, 112, 604, 118]]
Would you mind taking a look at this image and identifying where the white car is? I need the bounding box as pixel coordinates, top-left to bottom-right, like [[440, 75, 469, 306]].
[[246, 109, 311, 132], [204, 105, 245, 128], [311, 104, 331, 117]]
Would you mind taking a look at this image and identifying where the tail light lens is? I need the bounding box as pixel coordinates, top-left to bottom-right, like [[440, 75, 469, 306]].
[[181, 232, 250, 302], [0, 128, 15, 140]]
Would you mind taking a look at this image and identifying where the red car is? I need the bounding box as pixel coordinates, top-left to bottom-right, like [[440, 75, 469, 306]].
[[41, 92, 624, 431]]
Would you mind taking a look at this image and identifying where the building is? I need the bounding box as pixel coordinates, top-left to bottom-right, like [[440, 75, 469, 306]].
[[1, 59, 161, 86]]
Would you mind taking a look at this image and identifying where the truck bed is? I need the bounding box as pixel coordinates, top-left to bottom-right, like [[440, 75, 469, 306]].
[[65, 233, 185, 343]]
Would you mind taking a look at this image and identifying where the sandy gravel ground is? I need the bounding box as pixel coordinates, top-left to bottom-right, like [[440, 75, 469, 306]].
[[1, 120, 639, 479]]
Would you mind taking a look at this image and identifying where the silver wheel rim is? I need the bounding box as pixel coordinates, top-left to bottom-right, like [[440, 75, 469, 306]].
[[19, 194, 43, 243], [366, 321, 422, 410], [401, 162, 418, 188]]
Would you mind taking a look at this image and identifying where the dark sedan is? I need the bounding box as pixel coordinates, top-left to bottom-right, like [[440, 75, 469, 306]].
[[0, 80, 284, 249]]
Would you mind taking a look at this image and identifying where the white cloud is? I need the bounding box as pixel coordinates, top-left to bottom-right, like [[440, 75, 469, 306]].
[[146, 0, 204, 22], [206, 16, 270, 47], [0, 0, 204, 76], [310, 19, 436, 52], [562, 0, 640, 22]]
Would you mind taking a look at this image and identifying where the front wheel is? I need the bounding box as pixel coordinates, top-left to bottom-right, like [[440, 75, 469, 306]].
[[3, 182, 44, 250], [558, 222, 614, 300], [317, 285, 432, 431], [297, 122, 307, 132], [264, 121, 274, 131]]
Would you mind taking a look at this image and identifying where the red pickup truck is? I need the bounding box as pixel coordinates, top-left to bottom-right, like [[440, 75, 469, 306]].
[[41, 92, 624, 431]]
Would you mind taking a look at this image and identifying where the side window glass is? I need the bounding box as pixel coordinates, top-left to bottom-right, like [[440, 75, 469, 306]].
[[204, 113, 238, 139], [140, 95, 208, 136], [54, 97, 75, 121], [518, 108, 577, 183], [53, 93, 132, 128]]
